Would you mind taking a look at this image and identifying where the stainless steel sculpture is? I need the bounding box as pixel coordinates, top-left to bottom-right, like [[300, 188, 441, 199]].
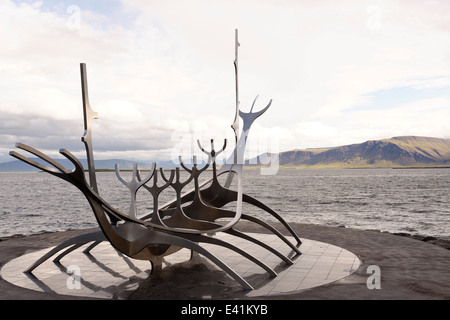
[[9, 30, 301, 290]]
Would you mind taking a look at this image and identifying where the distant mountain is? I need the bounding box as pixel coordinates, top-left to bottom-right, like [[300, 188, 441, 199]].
[[4, 136, 450, 172], [277, 136, 450, 168], [0, 158, 180, 172]]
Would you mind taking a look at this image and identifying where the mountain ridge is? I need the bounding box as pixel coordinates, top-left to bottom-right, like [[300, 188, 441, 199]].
[[277, 136, 450, 168], [3, 136, 450, 172]]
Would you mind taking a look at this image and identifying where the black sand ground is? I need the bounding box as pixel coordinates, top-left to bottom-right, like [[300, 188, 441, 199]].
[[0, 222, 449, 300]]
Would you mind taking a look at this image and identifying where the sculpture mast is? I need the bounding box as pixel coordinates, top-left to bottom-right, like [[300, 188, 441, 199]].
[[80, 63, 99, 193], [232, 29, 240, 164], [220, 30, 272, 185], [224, 29, 240, 188]]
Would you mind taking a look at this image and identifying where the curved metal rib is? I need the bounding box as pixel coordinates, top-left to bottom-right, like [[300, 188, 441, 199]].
[[24, 231, 106, 273], [14, 143, 69, 173], [240, 214, 301, 253], [169, 232, 277, 277], [138, 168, 174, 225], [243, 193, 301, 245], [226, 228, 293, 265], [11, 145, 231, 234], [115, 163, 155, 218], [136, 227, 254, 290], [179, 175, 302, 247], [178, 141, 299, 260], [9, 146, 66, 177], [181, 203, 297, 264], [183, 194, 301, 255]]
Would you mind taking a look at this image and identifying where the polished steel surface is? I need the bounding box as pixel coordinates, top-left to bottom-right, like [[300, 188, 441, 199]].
[[80, 63, 99, 193], [115, 163, 155, 218], [232, 28, 240, 165], [9, 31, 303, 290], [10, 144, 254, 289]]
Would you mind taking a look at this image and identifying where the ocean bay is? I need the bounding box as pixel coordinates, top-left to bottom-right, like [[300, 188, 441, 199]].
[[1, 168, 449, 240]]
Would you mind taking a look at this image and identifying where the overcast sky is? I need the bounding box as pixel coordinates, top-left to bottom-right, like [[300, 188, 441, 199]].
[[1, 0, 450, 164]]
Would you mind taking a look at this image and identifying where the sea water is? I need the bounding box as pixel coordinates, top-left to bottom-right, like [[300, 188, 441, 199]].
[[1, 168, 449, 240]]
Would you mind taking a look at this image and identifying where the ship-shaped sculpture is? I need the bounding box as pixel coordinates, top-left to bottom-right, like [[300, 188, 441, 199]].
[[9, 30, 301, 290]]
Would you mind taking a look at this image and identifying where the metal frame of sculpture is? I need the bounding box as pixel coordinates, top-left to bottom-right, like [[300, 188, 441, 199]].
[[9, 30, 301, 291]]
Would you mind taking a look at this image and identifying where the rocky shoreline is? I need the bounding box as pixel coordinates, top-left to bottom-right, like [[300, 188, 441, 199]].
[[391, 232, 450, 250]]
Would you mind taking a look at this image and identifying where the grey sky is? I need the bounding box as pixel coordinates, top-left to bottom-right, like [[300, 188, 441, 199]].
[[1, 0, 450, 163]]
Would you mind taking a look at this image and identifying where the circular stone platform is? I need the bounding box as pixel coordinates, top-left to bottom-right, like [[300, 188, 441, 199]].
[[1, 232, 360, 299]]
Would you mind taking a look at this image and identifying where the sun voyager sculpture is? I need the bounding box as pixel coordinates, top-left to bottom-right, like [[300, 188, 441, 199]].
[[10, 30, 302, 290]]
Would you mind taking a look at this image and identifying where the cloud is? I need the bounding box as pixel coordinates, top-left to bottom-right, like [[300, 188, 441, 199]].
[[1, 0, 450, 164]]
